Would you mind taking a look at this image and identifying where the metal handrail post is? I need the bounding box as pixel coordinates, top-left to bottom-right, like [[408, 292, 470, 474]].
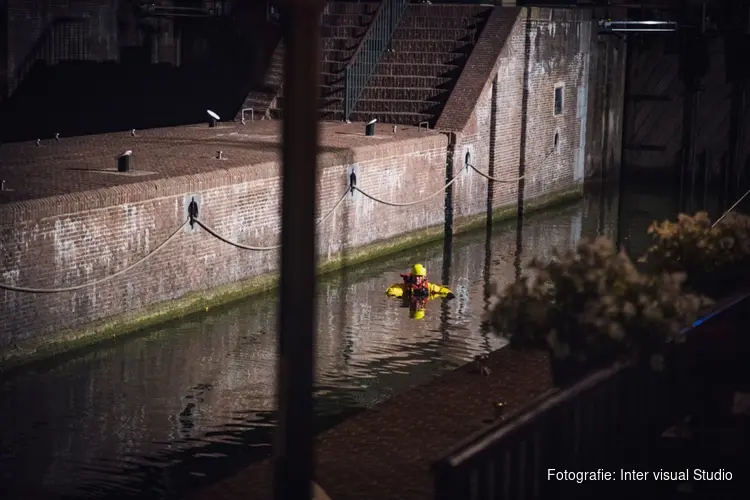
[[342, 0, 410, 121]]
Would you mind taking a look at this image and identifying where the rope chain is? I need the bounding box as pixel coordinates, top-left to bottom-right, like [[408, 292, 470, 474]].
[[354, 164, 468, 207], [468, 148, 556, 183], [0, 152, 559, 294], [0, 219, 189, 293]]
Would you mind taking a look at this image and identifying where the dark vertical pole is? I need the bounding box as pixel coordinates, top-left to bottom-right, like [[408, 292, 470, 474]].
[[479, 213, 493, 347], [679, 27, 704, 214], [727, 83, 746, 194], [482, 73, 498, 343], [440, 132, 456, 342], [597, 42, 609, 237], [616, 35, 630, 251], [679, 82, 697, 213], [516, 8, 532, 282], [487, 74, 498, 228], [722, 152, 730, 210], [274, 2, 323, 500], [703, 150, 710, 211], [444, 132, 456, 240], [600, 40, 611, 186], [439, 232, 453, 342], [0, 0, 8, 101]]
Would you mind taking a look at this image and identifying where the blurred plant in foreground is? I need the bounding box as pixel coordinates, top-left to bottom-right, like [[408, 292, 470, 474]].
[[639, 211, 750, 297], [485, 237, 711, 385]]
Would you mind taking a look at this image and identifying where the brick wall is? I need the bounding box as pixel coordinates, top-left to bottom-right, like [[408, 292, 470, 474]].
[[440, 7, 626, 226], [0, 135, 448, 352]]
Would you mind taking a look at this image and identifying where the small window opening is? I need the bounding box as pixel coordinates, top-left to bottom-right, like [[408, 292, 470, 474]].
[[554, 86, 563, 116], [554, 132, 559, 151]]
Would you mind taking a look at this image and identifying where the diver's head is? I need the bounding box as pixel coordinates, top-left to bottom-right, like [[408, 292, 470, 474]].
[[411, 263, 427, 286]]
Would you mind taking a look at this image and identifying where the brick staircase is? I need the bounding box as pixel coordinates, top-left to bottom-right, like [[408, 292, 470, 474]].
[[346, 4, 492, 126], [270, 1, 380, 120], [238, 42, 285, 121]]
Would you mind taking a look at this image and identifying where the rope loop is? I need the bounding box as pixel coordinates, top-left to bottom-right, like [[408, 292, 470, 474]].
[[0, 219, 189, 293], [0, 147, 558, 294]]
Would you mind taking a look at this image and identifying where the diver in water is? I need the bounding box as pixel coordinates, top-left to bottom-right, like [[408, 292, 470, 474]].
[[385, 263, 455, 300]]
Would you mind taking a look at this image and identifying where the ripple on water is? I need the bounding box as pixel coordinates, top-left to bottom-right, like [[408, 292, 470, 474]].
[[0, 192, 630, 499]]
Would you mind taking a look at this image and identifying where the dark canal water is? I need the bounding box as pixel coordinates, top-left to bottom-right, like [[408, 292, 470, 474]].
[[0, 182, 727, 499]]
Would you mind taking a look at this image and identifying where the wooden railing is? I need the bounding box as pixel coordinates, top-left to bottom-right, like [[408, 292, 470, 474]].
[[343, 0, 410, 121], [432, 290, 750, 500]]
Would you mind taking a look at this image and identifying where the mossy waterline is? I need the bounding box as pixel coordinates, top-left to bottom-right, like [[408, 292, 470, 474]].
[[0, 185, 583, 372]]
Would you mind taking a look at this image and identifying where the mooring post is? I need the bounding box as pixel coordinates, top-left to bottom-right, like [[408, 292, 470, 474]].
[[274, 2, 324, 500]]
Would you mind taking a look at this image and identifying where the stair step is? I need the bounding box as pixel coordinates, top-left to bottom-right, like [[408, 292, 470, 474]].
[[366, 74, 454, 89], [361, 86, 449, 102], [269, 107, 347, 122], [323, 49, 355, 62], [321, 25, 367, 39], [322, 36, 358, 51], [325, 2, 380, 15], [355, 99, 443, 115], [398, 15, 485, 30], [320, 60, 348, 74], [392, 27, 475, 42], [379, 50, 467, 66], [390, 39, 472, 53], [319, 71, 344, 85], [346, 111, 435, 127], [276, 96, 342, 110], [322, 13, 376, 27], [321, 85, 345, 98], [372, 62, 461, 78], [319, 84, 448, 102], [243, 91, 276, 105], [405, 5, 493, 18], [320, 109, 345, 121]]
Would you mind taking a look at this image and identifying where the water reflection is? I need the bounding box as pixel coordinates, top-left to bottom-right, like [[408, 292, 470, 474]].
[[0, 185, 639, 499]]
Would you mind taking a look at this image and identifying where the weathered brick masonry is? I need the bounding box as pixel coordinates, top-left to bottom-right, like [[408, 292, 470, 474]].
[[0, 123, 447, 360], [0, 6, 625, 362], [438, 7, 625, 227]]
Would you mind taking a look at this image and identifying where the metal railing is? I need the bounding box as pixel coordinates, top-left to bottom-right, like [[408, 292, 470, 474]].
[[8, 17, 88, 97], [432, 290, 750, 500], [432, 360, 684, 500], [343, 0, 410, 121]]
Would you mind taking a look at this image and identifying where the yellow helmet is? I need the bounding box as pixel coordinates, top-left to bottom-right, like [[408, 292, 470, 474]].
[[410, 308, 426, 320], [411, 263, 427, 277]]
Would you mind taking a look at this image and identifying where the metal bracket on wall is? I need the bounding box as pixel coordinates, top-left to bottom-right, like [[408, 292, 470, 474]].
[[347, 165, 360, 200], [463, 145, 475, 171], [184, 193, 202, 233]]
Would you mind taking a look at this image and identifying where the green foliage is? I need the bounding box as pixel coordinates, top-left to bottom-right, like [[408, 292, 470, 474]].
[[486, 237, 711, 370]]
